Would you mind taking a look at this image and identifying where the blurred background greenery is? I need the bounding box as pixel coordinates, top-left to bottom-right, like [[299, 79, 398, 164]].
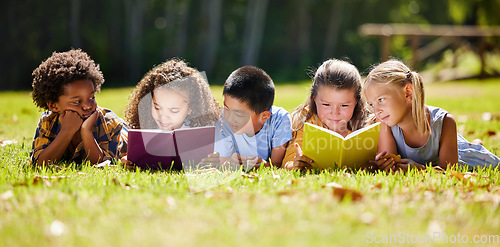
[[2, 0, 500, 90]]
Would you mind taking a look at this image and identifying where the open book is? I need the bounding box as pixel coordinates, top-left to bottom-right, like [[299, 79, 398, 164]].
[[302, 122, 380, 169], [127, 126, 215, 170]]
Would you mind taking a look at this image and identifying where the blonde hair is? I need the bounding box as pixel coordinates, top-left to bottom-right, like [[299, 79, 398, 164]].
[[364, 59, 430, 136], [292, 59, 369, 131]]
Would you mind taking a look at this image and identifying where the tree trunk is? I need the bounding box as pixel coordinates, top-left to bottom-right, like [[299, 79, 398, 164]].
[[240, 0, 269, 66], [70, 0, 81, 48], [196, 0, 222, 75], [297, 0, 310, 65], [175, 0, 191, 57], [125, 0, 144, 82], [322, 0, 343, 58]]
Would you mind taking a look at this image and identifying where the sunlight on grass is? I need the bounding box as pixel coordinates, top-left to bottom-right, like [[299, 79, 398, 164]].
[[1, 79, 500, 246]]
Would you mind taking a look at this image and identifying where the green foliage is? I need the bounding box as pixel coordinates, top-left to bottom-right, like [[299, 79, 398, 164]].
[[3, 0, 500, 90]]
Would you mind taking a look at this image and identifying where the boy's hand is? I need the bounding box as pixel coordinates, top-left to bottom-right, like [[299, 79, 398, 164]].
[[246, 155, 263, 168], [59, 110, 83, 134], [81, 111, 98, 132], [229, 153, 245, 166], [119, 155, 137, 169], [286, 143, 313, 171]]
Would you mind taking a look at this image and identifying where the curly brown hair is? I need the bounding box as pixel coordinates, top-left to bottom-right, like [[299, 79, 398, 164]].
[[125, 59, 220, 129], [31, 49, 104, 110]]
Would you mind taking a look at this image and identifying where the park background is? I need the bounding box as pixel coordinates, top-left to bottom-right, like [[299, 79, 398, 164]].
[[2, 1, 500, 246], [2, 0, 500, 90]]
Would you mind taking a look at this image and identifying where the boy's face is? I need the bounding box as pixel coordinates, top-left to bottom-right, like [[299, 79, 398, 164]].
[[151, 88, 190, 130], [48, 79, 97, 119], [223, 95, 268, 136]]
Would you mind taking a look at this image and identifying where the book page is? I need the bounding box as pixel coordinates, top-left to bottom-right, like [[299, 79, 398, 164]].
[[342, 122, 380, 169], [303, 123, 344, 169]]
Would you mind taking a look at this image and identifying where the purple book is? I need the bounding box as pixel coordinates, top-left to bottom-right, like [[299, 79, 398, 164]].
[[127, 126, 215, 170]]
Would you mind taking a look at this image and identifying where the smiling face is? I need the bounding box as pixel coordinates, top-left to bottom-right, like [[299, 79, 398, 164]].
[[151, 88, 190, 130], [223, 95, 265, 136], [314, 86, 357, 136], [363, 82, 411, 127], [48, 79, 97, 119]]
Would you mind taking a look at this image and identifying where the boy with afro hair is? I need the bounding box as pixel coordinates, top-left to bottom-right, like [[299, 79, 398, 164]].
[[30, 49, 128, 166]]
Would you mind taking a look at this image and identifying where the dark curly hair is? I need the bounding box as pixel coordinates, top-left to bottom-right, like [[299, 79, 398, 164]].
[[31, 49, 104, 110], [125, 59, 220, 129]]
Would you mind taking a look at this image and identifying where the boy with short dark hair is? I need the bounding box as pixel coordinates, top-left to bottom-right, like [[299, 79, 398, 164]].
[[214, 66, 292, 168], [30, 49, 128, 166]]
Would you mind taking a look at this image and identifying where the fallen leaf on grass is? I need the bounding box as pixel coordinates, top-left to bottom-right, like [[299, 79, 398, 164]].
[[359, 212, 376, 225], [450, 171, 474, 184], [415, 186, 436, 192], [111, 178, 139, 189], [34, 175, 75, 179], [482, 112, 492, 121], [450, 171, 491, 191], [271, 170, 281, 179], [277, 190, 296, 196], [0, 190, 14, 200], [433, 166, 445, 173], [331, 187, 363, 201], [487, 130, 496, 137], [287, 178, 304, 186], [490, 187, 500, 194], [94, 160, 117, 168], [241, 172, 259, 180], [0, 139, 17, 147], [33, 177, 52, 187], [371, 183, 383, 190], [322, 182, 342, 188]]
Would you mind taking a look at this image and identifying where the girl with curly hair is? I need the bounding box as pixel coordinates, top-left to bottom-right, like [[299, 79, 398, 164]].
[[124, 59, 220, 130]]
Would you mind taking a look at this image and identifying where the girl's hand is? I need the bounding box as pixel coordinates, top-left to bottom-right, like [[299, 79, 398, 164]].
[[371, 151, 398, 172], [286, 143, 313, 171], [59, 110, 82, 134], [395, 159, 425, 171]]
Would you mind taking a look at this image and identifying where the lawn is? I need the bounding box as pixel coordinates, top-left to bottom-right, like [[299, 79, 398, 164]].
[[1, 79, 500, 246]]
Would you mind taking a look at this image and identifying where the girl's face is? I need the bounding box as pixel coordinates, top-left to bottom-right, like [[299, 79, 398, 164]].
[[151, 88, 190, 130], [364, 83, 410, 127], [314, 86, 357, 136]]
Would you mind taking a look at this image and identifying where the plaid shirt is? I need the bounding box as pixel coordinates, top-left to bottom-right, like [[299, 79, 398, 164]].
[[30, 107, 128, 165]]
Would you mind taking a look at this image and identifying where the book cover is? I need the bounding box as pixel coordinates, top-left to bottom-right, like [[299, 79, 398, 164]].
[[302, 122, 380, 169], [127, 126, 215, 170]]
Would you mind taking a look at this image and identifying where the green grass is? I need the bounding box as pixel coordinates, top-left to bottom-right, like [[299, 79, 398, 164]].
[[1, 79, 500, 246]]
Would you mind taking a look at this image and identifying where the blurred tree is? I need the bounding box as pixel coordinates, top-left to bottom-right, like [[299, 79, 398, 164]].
[[1, 0, 498, 90], [240, 0, 268, 66]]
